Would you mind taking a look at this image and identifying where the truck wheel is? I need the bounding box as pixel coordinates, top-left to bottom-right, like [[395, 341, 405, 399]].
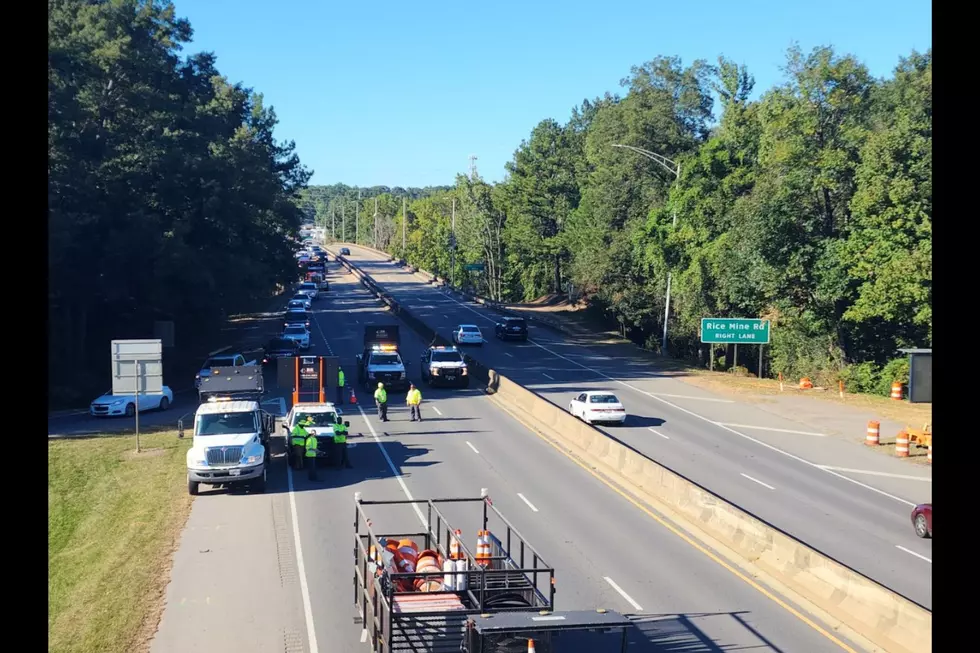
[[188, 477, 200, 496], [252, 469, 267, 493]]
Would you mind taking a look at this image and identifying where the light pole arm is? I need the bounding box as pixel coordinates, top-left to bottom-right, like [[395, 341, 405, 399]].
[[610, 143, 680, 180]]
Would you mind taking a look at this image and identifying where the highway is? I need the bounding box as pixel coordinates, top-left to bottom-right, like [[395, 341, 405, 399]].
[[151, 257, 858, 652], [333, 244, 933, 610]]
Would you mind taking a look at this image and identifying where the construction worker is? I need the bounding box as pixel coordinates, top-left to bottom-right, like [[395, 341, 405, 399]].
[[407, 384, 423, 422], [290, 416, 313, 470], [305, 428, 319, 481], [333, 416, 352, 468], [374, 382, 388, 422], [337, 367, 346, 404]]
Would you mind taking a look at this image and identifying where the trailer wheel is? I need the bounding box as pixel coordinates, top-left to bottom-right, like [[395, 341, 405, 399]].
[[188, 477, 200, 496]]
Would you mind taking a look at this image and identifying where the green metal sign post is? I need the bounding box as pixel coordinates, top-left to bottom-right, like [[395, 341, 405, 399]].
[[464, 263, 485, 272], [700, 318, 771, 374]]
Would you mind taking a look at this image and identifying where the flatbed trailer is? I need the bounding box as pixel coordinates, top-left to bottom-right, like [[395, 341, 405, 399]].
[[463, 610, 631, 653], [353, 491, 556, 653]]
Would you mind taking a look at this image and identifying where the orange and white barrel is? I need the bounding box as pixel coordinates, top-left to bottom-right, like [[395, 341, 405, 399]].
[[865, 421, 880, 446], [442, 559, 457, 590], [414, 549, 443, 592], [928, 441, 932, 464], [455, 557, 468, 590], [890, 382, 903, 400], [475, 530, 492, 567], [895, 431, 910, 458]]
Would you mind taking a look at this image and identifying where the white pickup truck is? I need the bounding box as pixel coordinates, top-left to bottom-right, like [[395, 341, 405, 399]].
[[194, 352, 257, 388]]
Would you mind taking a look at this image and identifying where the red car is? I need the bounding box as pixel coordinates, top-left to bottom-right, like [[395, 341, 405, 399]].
[[911, 503, 932, 538]]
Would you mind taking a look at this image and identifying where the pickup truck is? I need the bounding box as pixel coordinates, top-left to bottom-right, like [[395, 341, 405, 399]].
[[194, 352, 258, 388]]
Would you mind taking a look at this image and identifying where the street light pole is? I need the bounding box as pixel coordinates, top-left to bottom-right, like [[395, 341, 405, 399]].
[[374, 197, 379, 249], [610, 143, 681, 355], [356, 188, 361, 245], [402, 197, 407, 251], [450, 198, 456, 287]]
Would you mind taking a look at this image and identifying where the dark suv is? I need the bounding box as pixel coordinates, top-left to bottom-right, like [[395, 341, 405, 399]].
[[494, 316, 528, 341]]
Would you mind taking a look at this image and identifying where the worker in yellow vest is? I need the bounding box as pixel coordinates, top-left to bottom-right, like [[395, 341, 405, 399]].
[[374, 382, 388, 422], [337, 367, 346, 404], [305, 429, 319, 481], [406, 384, 423, 422], [290, 416, 313, 470], [333, 416, 352, 468]]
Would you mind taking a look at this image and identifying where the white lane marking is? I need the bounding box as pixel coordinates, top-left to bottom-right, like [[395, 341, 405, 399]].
[[648, 428, 669, 439], [360, 629, 368, 643], [504, 352, 514, 358], [286, 462, 320, 653], [517, 493, 539, 512], [352, 258, 920, 508], [357, 405, 429, 527], [466, 441, 480, 454], [651, 393, 735, 403], [740, 473, 775, 491], [896, 545, 932, 563], [817, 466, 932, 482], [542, 373, 555, 380], [603, 576, 643, 611], [432, 406, 443, 416], [719, 423, 826, 436]]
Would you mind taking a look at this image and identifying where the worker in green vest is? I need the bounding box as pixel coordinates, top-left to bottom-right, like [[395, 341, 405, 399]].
[[337, 367, 346, 405], [290, 416, 313, 470], [305, 428, 320, 481], [374, 382, 388, 422], [333, 416, 352, 468], [407, 384, 423, 422]]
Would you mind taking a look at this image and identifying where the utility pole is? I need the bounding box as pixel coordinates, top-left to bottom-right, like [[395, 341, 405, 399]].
[[355, 188, 361, 245], [450, 197, 456, 287], [469, 155, 478, 181], [402, 197, 406, 250], [331, 209, 335, 242], [373, 197, 379, 249], [342, 202, 346, 242]]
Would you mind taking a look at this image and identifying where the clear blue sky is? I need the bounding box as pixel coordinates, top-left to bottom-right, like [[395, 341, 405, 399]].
[[172, 0, 931, 188]]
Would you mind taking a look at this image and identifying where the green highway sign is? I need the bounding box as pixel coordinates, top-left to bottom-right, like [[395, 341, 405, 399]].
[[464, 263, 485, 271], [700, 318, 770, 344]]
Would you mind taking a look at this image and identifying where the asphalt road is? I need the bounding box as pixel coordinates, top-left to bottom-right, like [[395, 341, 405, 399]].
[[334, 244, 933, 610], [151, 258, 858, 653]]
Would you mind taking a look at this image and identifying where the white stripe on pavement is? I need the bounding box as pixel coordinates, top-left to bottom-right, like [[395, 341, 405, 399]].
[[287, 464, 320, 653], [603, 577, 643, 611], [818, 466, 932, 482], [517, 493, 539, 512], [432, 406, 443, 416], [740, 473, 775, 490], [719, 423, 827, 436], [895, 545, 932, 563], [648, 428, 669, 439], [466, 441, 480, 454]]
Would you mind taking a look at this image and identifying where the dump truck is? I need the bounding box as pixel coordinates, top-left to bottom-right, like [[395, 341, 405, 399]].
[[353, 490, 634, 653]]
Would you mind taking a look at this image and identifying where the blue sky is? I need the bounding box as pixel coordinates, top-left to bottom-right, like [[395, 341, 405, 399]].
[[172, 0, 931, 188]]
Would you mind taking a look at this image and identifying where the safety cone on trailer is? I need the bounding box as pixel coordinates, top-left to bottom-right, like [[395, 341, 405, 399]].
[[449, 529, 462, 560], [527, 639, 536, 653]]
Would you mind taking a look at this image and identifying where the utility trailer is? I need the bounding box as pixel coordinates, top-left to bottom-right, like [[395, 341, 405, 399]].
[[353, 491, 556, 653], [463, 610, 631, 653]]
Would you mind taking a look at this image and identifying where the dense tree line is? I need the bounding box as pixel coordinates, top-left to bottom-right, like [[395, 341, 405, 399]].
[[49, 0, 309, 405], [345, 46, 931, 394]]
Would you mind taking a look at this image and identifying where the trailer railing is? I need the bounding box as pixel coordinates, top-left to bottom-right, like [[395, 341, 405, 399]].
[[353, 492, 556, 653]]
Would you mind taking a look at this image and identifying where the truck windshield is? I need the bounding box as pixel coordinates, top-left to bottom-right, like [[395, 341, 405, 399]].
[[371, 353, 401, 365], [300, 283, 316, 290], [432, 351, 463, 363], [294, 412, 337, 427], [196, 412, 256, 435], [203, 357, 235, 368]]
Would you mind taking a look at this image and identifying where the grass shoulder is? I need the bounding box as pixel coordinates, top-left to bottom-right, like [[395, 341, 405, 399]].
[[49, 429, 192, 653]]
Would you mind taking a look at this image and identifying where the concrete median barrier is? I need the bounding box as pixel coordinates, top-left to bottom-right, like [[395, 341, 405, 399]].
[[488, 373, 930, 653]]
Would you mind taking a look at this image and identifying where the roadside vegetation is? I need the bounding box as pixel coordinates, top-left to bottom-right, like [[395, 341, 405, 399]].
[[48, 0, 310, 407], [307, 47, 931, 396], [49, 430, 193, 653]]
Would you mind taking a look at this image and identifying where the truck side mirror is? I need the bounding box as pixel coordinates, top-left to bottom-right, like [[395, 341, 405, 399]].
[[177, 419, 184, 439], [344, 421, 350, 427]]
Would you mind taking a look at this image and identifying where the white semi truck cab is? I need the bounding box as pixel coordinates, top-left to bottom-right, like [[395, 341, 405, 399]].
[[182, 366, 282, 495]]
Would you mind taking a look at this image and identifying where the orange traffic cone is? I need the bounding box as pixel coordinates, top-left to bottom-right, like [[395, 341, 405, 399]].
[[350, 388, 358, 404], [527, 639, 536, 653]]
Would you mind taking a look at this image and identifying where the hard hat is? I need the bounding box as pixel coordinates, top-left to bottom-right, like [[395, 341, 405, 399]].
[[378, 382, 384, 388]]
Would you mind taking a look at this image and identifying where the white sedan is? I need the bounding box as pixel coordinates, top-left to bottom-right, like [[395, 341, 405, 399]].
[[452, 324, 483, 346], [568, 391, 627, 425], [282, 324, 311, 350], [90, 386, 174, 417]]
